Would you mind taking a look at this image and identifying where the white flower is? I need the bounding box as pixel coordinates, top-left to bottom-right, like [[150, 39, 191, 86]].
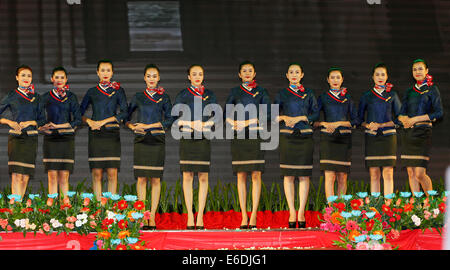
[[20, 219, 28, 228], [106, 210, 116, 220], [14, 219, 21, 227], [433, 208, 440, 215], [29, 223, 36, 230], [77, 213, 88, 222], [75, 220, 83, 227], [411, 215, 421, 226]]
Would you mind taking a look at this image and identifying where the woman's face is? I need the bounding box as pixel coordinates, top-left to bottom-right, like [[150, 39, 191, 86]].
[[188, 66, 204, 87], [238, 64, 256, 83], [144, 68, 160, 89], [97, 63, 113, 82], [372, 67, 388, 86], [412, 62, 428, 82], [286, 65, 304, 85], [16, 68, 32, 88], [327, 70, 343, 89], [51, 71, 68, 88]]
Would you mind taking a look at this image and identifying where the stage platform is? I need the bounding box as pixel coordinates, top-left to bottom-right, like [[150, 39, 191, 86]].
[[0, 228, 443, 250]]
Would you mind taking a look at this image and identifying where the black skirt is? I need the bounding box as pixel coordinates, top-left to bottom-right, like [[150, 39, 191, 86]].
[[8, 134, 38, 176], [88, 128, 121, 171], [364, 133, 397, 168], [279, 132, 314, 177], [319, 132, 352, 173], [134, 133, 165, 178], [231, 137, 265, 174], [43, 133, 75, 173], [400, 126, 432, 168], [179, 138, 211, 172]]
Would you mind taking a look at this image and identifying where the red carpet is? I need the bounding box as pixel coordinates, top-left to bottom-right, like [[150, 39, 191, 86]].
[[0, 228, 443, 250]]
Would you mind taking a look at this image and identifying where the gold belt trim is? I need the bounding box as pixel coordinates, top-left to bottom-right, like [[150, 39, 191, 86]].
[[365, 156, 397, 160], [58, 129, 75, 133], [105, 124, 120, 128], [151, 130, 165, 134], [401, 155, 430, 161], [43, 159, 75, 163], [179, 160, 210, 165], [280, 164, 313, 169], [88, 157, 121, 161], [133, 165, 164, 171], [320, 160, 351, 166], [280, 129, 293, 134], [8, 161, 35, 168], [232, 160, 265, 165]]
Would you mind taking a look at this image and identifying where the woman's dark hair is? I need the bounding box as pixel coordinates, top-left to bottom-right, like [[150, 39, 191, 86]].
[[16, 64, 32, 76], [144, 64, 160, 75], [413, 58, 428, 68], [327, 67, 343, 77], [97, 59, 114, 71], [238, 60, 255, 73], [187, 64, 204, 74], [372, 62, 388, 75], [51, 66, 68, 77], [287, 62, 304, 73]]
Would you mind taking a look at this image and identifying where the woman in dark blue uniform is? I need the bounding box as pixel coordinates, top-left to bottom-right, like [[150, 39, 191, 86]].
[[173, 64, 217, 230], [0, 65, 46, 200], [80, 59, 128, 200], [39, 66, 82, 197], [274, 63, 319, 228], [224, 61, 272, 229], [127, 64, 174, 230], [357, 63, 401, 196], [398, 59, 443, 195], [315, 67, 358, 200]]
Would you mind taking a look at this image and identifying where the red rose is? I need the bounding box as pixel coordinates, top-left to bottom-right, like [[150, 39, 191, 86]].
[[21, 207, 33, 213], [382, 204, 391, 213], [118, 219, 128, 230], [116, 244, 127, 250], [350, 199, 362, 210], [389, 217, 396, 223], [396, 214, 401, 221], [333, 202, 346, 213], [118, 200, 128, 210], [366, 219, 375, 231], [439, 202, 446, 213], [134, 201, 145, 210], [403, 203, 413, 213]]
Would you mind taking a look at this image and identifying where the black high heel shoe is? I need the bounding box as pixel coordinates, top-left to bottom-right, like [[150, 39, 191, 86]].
[[248, 225, 257, 229], [298, 221, 306, 229], [196, 226, 205, 230], [288, 222, 297, 229], [186, 226, 196, 230]]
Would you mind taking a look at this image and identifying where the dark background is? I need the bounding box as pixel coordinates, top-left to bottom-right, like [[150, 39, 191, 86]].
[[0, 0, 449, 193]]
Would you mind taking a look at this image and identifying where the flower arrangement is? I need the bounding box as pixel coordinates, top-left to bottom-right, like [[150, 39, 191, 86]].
[[320, 190, 447, 250], [0, 192, 147, 250]]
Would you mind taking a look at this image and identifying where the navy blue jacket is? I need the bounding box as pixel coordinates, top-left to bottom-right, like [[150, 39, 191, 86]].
[[317, 90, 358, 134]]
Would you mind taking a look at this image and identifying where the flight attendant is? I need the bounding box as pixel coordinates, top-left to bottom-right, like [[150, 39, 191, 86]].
[[173, 64, 217, 230], [398, 59, 443, 195], [0, 65, 45, 200], [40, 66, 82, 197], [357, 63, 401, 196], [127, 64, 174, 230], [224, 61, 272, 229], [80, 59, 128, 200], [315, 67, 358, 201], [274, 63, 319, 228]]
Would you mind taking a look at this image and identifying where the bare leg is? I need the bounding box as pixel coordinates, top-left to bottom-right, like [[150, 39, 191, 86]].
[[382, 166, 394, 195], [182, 171, 195, 227], [324, 170, 336, 200], [298, 176, 310, 222], [58, 170, 70, 197], [369, 167, 381, 194], [106, 168, 118, 194], [414, 167, 433, 195], [249, 171, 262, 227], [149, 178, 161, 227], [336, 172, 348, 196], [283, 176, 296, 222], [407, 167, 419, 193], [196, 172, 209, 227], [237, 172, 248, 227], [136, 177, 147, 202], [48, 170, 58, 195], [92, 168, 103, 200]]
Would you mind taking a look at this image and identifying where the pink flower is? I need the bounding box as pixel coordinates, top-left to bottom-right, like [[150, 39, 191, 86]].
[[382, 243, 392, 250], [356, 242, 369, 250], [43, 223, 50, 232], [26, 199, 32, 207], [424, 210, 431, 220], [65, 223, 74, 229], [66, 216, 77, 223], [90, 221, 97, 228], [325, 207, 334, 215], [370, 243, 384, 250], [346, 244, 353, 250], [96, 240, 103, 249], [323, 213, 331, 222], [144, 211, 151, 220], [346, 220, 359, 231], [7, 225, 12, 231]]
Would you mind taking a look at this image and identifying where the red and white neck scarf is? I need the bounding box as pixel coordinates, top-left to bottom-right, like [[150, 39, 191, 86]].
[[417, 74, 433, 88], [374, 83, 393, 94], [242, 80, 258, 91], [146, 86, 165, 96], [289, 84, 305, 93], [53, 84, 69, 98], [18, 84, 35, 95], [329, 87, 347, 97], [99, 80, 120, 91], [189, 85, 205, 96]]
